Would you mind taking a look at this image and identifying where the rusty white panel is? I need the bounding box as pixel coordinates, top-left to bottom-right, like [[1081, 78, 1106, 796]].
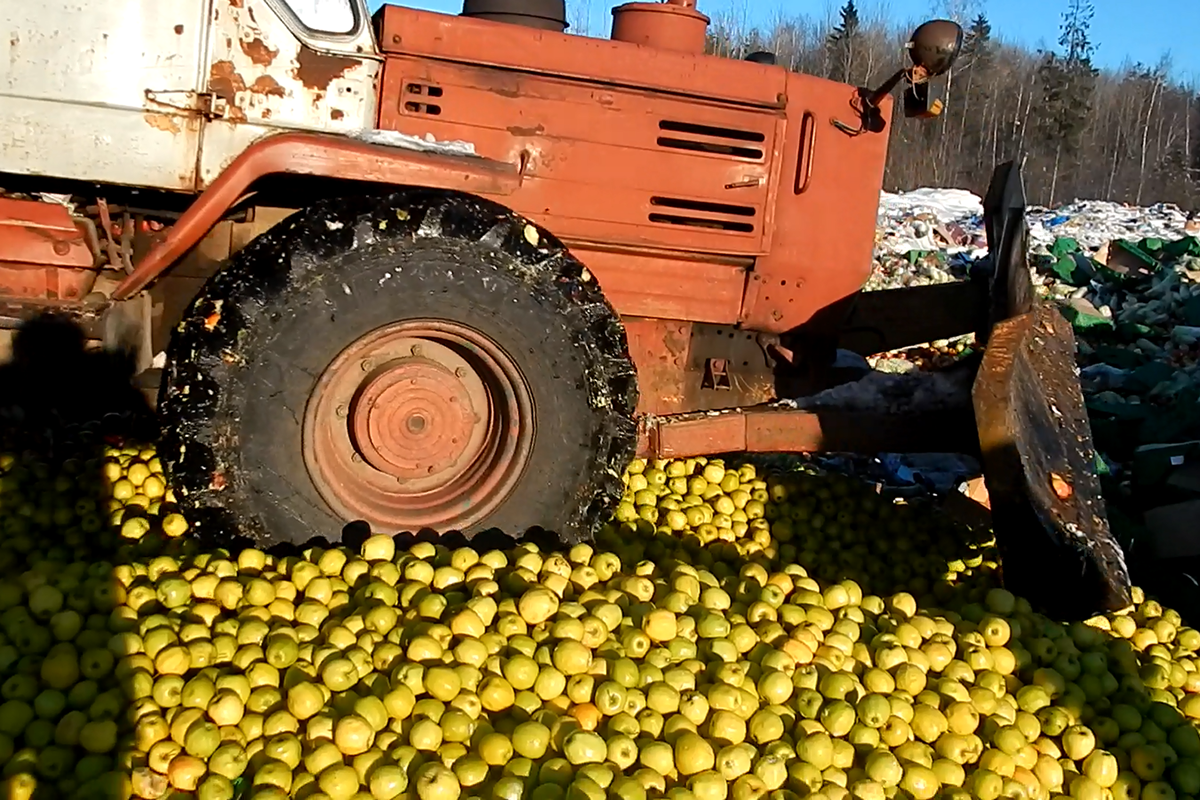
[[0, 0, 208, 191], [198, 0, 380, 183]]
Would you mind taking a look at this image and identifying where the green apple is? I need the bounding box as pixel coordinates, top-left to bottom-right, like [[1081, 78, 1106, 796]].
[[33, 690, 66, 719]]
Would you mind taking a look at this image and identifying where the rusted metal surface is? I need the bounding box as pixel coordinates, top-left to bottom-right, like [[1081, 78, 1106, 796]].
[[9, 0, 892, 336], [375, 4, 787, 109], [573, 248, 748, 323], [378, 54, 782, 260], [302, 320, 535, 532], [739, 73, 893, 333], [0, 299, 107, 340], [205, 0, 376, 128], [610, 0, 711, 53], [686, 324, 776, 407], [376, 8, 885, 330], [974, 305, 1132, 618], [0, 198, 101, 301], [0, 266, 99, 303], [624, 319, 692, 416], [636, 405, 979, 460], [198, 0, 380, 183], [112, 131, 521, 300], [971, 161, 1131, 620], [623, 318, 776, 417], [0, 199, 95, 270]]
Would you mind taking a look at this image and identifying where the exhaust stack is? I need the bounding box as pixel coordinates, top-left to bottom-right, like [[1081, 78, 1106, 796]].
[[460, 0, 568, 32], [610, 0, 710, 53]]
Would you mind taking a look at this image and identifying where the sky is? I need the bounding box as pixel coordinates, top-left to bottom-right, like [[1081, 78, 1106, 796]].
[[366, 0, 1200, 85]]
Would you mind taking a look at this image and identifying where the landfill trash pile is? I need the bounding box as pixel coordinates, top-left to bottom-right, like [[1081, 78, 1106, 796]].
[[869, 189, 1196, 292], [6, 424, 1200, 800], [861, 186, 1200, 593]]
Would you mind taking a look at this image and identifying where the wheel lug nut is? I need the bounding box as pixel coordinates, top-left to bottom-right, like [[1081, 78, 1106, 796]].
[[351, 453, 362, 463], [455, 367, 466, 378], [411, 344, 423, 356], [360, 359, 373, 371], [336, 405, 348, 419]]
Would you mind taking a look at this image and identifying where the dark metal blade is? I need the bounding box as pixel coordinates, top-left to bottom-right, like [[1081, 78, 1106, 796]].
[[972, 161, 1133, 620]]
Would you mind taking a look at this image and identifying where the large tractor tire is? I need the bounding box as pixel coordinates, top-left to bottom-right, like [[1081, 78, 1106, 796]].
[[158, 190, 639, 548]]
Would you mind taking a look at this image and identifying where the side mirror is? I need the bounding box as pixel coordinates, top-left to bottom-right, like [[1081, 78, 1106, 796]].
[[864, 19, 963, 111], [832, 18, 962, 136], [906, 19, 964, 78]]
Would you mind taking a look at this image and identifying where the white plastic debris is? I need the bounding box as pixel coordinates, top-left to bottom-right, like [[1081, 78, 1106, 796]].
[[352, 130, 478, 158], [875, 186, 1193, 258]]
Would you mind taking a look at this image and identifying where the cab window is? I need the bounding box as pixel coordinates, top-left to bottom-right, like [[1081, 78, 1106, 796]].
[[282, 0, 356, 34]]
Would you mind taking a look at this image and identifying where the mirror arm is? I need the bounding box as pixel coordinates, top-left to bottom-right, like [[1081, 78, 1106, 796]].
[[865, 63, 935, 109], [865, 69, 908, 109]]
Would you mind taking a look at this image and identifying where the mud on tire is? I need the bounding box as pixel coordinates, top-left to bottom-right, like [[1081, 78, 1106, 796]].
[[159, 190, 639, 548]]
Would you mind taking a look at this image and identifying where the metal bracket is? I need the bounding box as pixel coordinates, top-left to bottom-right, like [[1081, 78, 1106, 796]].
[[754, 332, 792, 369], [702, 358, 732, 391], [145, 89, 228, 120]]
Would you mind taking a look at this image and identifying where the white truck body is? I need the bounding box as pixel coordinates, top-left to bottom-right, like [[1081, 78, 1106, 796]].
[[0, 0, 381, 192]]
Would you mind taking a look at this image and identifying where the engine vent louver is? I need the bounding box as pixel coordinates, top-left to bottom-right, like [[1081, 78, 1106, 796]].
[[648, 196, 756, 233], [403, 82, 444, 115], [656, 120, 765, 160]]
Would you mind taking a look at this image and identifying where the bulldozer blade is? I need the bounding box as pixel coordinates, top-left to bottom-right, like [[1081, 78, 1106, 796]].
[[972, 161, 1132, 620]]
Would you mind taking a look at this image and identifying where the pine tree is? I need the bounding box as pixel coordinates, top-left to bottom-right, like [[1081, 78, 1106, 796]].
[[962, 14, 992, 67], [828, 0, 859, 41], [1035, 0, 1099, 205], [826, 0, 861, 84], [955, 14, 994, 176]]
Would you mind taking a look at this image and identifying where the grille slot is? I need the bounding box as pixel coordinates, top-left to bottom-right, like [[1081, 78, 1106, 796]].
[[648, 196, 756, 233], [656, 120, 766, 160]]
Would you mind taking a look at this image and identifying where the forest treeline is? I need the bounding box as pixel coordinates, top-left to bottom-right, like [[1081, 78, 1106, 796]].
[[689, 0, 1199, 210]]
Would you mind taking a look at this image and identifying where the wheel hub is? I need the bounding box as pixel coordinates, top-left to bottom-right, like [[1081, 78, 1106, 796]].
[[350, 343, 487, 486], [302, 321, 535, 533]]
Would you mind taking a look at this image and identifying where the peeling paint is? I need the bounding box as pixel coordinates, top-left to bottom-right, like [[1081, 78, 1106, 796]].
[[208, 61, 248, 122], [293, 48, 358, 91], [507, 124, 546, 137], [208, 60, 245, 105], [330, 108, 344, 121], [144, 112, 182, 135], [250, 74, 285, 97], [239, 36, 277, 67]]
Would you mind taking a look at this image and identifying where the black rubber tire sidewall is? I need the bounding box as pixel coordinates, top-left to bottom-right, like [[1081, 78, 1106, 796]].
[[159, 190, 638, 548]]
